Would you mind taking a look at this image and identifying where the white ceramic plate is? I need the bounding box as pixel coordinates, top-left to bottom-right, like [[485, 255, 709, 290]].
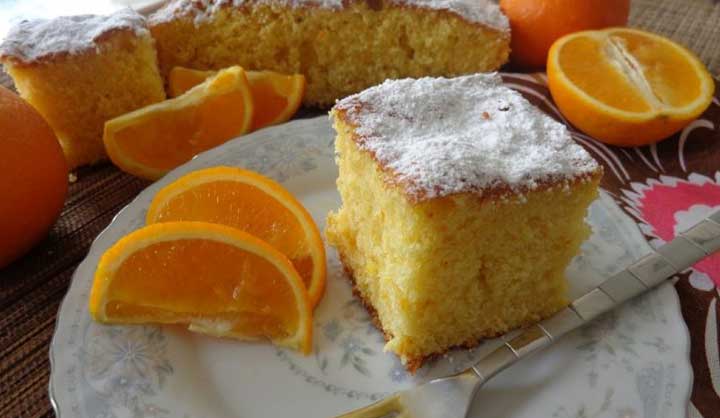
[[50, 116, 692, 418]]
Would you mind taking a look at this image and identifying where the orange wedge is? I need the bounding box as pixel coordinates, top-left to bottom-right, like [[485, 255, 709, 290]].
[[89, 221, 312, 354], [547, 28, 715, 146], [146, 166, 326, 307], [169, 67, 216, 97], [104, 66, 254, 180], [169, 66, 306, 131]]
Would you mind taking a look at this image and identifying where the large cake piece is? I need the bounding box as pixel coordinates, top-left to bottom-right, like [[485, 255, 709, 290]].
[[0, 9, 166, 169], [149, 0, 510, 107], [326, 73, 603, 370]]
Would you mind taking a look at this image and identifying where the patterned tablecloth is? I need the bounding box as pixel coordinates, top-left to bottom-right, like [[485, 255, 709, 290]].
[[500, 73, 720, 418], [0, 1, 719, 417]]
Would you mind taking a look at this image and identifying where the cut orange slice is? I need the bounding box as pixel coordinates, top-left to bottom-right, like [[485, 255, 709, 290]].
[[169, 67, 215, 98], [547, 27, 715, 146], [146, 166, 326, 307], [89, 221, 312, 354], [169, 66, 305, 131], [104, 66, 254, 180]]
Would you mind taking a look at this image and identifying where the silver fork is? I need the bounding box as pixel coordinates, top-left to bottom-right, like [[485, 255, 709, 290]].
[[335, 209, 720, 418]]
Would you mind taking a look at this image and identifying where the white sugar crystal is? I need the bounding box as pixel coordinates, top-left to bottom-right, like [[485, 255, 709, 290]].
[[149, 0, 509, 30], [334, 73, 600, 201], [0, 8, 149, 63]]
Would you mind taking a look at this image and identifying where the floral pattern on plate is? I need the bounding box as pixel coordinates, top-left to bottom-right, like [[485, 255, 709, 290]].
[[49, 115, 693, 418]]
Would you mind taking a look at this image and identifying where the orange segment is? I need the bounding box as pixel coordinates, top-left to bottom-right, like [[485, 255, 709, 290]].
[[616, 30, 705, 108], [245, 71, 306, 130], [146, 166, 326, 307], [547, 28, 715, 146], [89, 221, 312, 354], [169, 66, 305, 131], [104, 66, 254, 180], [168, 67, 215, 97], [554, 33, 652, 113]]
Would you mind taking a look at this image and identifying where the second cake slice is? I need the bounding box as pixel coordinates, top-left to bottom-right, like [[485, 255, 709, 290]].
[[149, 0, 510, 107], [0, 9, 166, 169]]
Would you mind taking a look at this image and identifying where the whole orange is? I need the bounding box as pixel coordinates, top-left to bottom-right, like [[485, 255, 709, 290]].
[[0, 86, 68, 268], [500, 0, 630, 69]]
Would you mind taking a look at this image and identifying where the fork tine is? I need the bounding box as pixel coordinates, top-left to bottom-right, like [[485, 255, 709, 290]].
[[334, 394, 404, 418]]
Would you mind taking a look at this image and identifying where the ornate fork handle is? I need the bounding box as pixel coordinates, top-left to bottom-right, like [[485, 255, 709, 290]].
[[472, 210, 720, 382]]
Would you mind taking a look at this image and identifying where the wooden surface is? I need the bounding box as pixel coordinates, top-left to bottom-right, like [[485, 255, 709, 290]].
[[1, 0, 720, 417]]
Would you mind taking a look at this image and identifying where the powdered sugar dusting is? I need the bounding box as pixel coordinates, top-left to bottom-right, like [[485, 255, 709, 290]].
[[334, 73, 600, 201], [149, 0, 508, 31], [0, 8, 149, 64]]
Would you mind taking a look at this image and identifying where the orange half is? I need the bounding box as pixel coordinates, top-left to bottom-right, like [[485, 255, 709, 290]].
[[89, 221, 312, 354], [146, 166, 327, 307], [547, 27, 715, 146], [104, 66, 254, 180], [169, 66, 305, 131]]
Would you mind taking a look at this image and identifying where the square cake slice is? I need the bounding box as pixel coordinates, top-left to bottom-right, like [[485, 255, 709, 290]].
[[326, 73, 602, 371]]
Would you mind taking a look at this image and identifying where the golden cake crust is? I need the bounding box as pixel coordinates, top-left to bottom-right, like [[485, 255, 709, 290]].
[[0, 9, 151, 67], [332, 74, 603, 204], [334, 107, 603, 205], [150, 0, 511, 32]]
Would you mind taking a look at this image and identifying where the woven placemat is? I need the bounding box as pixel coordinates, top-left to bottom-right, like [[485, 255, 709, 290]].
[[0, 165, 149, 418], [0, 71, 12, 90], [630, 0, 720, 76]]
